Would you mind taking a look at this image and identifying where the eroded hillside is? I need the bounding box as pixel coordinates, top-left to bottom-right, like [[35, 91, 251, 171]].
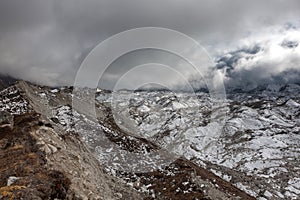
[[1, 80, 299, 199]]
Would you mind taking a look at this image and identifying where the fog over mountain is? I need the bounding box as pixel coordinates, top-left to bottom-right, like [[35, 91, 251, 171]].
[[0, 0, 299, 90]]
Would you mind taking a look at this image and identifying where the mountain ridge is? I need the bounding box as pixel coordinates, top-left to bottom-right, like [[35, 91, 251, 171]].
[[1, 80, 299, 199], [0, 80, 258, 199]]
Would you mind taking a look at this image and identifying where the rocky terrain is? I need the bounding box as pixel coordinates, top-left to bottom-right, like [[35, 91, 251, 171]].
[[0, 80, 299, 199], [0, 82, 146, 200], [109, 84, 300, 200], [94, 83, 300, 200]]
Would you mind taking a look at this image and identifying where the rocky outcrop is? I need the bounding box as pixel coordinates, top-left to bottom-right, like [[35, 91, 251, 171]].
[[0, 113, 71, 199], [0, 111, 13, 127]]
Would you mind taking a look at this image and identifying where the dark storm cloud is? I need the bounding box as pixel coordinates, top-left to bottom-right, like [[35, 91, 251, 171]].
[[0, 0, 300, 88]]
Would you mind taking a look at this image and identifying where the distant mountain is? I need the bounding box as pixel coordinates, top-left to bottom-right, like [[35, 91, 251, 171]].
[[0, 79, 4, 90], [0, 74, 18, 90]]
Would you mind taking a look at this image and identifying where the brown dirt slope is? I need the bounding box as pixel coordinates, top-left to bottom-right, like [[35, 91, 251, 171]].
[[0, 113, 71, 200]]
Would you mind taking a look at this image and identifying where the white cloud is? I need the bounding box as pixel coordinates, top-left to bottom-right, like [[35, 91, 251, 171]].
[[218, 24, 300, 89]]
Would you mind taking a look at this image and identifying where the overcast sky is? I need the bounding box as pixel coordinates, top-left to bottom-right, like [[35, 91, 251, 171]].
[[0, 0, 300, 89]]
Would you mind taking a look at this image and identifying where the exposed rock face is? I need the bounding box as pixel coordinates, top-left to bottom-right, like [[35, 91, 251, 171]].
[[31, 119, 144, 200], [0, 111, 13, 127]]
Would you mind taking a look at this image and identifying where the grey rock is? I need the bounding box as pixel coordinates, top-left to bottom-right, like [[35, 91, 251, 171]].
[[7, 176, 20, 186], [0, 110, 13, 126]]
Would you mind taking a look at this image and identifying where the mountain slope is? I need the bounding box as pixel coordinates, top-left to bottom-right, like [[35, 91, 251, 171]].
[[0, 81, 257, 199], [0, 82, 147, 200], [2, 80, 299, 199]]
